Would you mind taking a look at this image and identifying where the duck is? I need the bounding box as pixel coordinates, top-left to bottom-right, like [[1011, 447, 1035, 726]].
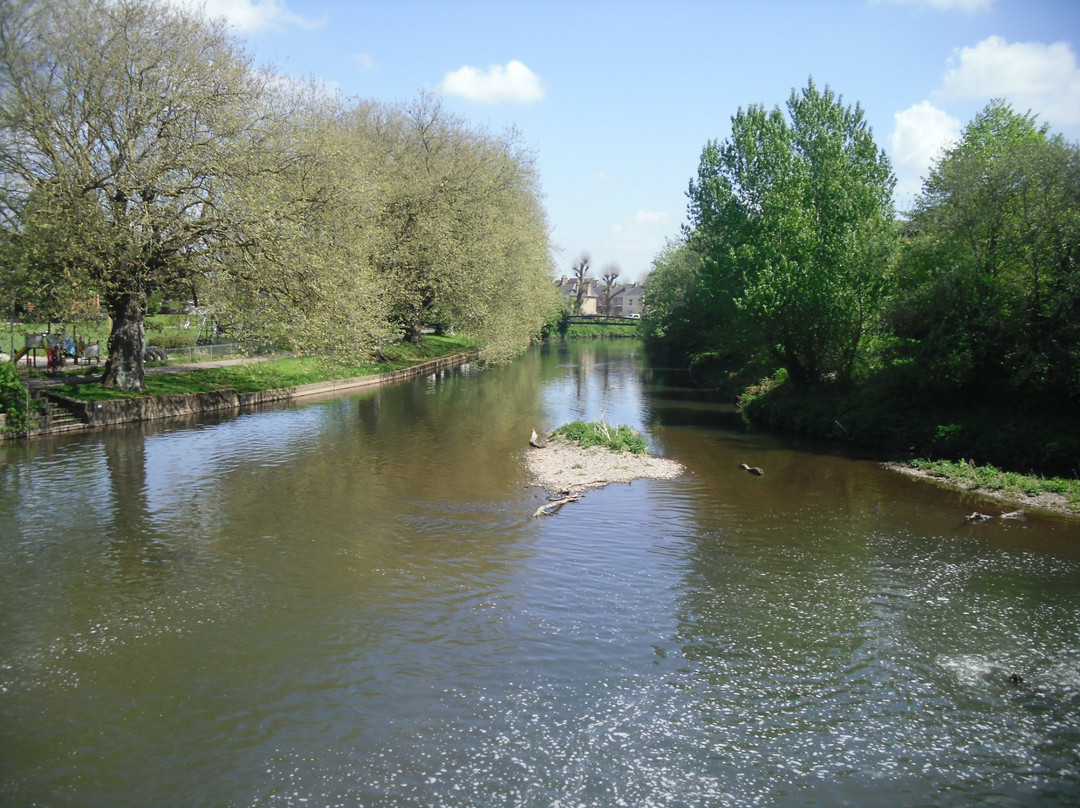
[[739, 463, 764, 476]]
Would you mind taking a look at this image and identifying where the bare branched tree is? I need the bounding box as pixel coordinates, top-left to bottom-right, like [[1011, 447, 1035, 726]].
[[571, 254, 591, 314], [602, 264, 620, 316]]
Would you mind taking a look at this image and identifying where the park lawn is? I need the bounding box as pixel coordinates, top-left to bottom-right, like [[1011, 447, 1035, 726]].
[[4, 314, 201, 357], [49, 334, 474, 402]]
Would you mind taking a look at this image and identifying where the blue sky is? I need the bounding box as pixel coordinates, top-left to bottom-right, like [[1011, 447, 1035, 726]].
[[191, 0, 1080, 282]]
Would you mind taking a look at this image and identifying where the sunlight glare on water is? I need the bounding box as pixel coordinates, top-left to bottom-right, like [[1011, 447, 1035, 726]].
[[1, 341, 1078, 807]]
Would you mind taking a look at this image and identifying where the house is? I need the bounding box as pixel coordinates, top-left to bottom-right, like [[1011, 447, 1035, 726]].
[[609, 281, 644, 317], [553, 276, 645, 317], [554, 275, 601, 315]]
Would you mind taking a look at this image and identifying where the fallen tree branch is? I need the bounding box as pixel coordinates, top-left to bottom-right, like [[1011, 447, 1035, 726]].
[[533, 494, 580, 518]]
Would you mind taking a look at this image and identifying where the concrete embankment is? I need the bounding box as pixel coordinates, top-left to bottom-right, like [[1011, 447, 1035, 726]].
[[11, 353, 473, 438]]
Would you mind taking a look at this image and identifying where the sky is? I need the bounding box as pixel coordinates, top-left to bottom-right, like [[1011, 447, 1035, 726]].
[[188, 0, 1080, 282]]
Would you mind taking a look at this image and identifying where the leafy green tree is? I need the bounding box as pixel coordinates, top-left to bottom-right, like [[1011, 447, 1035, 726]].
[[683, 79, 897, 386], [890, 101, 1080, 401], [1, 180, 104, 325], [640, 238, 702, 351], [0, 0, 290, 390], [356, 93, 559, 359], [209, 88, 394, 360]]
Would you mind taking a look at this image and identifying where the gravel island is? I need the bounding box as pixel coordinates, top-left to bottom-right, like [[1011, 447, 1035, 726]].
[[523, 441, 685, 496]]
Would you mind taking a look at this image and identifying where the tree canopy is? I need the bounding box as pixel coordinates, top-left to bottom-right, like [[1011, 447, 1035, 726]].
[[889, 100, 1080, 402], [0, 0, 559, 390], [674, 79, 897, 387], [0, 0, 283, 389], [645, 90, 1079, 471]]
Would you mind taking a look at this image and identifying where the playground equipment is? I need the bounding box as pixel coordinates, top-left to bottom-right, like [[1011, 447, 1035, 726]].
[[12, 333, 46, 367], [10, 332, 102, 368]]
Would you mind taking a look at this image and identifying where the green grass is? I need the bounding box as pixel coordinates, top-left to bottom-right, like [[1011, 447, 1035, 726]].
[[563, 323, 639, 339], [3, 314, 205, 356], [551, 420, 647, 454], [908, 458, 1080, 508], [47, 334, 474, 402]]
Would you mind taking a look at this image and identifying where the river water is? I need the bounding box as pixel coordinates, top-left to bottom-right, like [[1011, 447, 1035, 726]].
[[1, 341, 1078, 807]]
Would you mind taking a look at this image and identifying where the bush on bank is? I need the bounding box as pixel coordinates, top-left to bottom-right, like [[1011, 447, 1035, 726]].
[[0, 361, 29, 433], [738, 371, 1080, 480], [551, 420, 648, 454]]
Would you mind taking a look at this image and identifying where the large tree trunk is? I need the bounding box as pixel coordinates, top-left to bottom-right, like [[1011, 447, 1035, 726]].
[[100, 292, 146, 391], [402, 319, 425, 346]]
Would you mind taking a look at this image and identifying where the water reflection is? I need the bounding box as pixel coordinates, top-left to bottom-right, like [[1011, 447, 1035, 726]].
[[1, 341, 1077, 807]]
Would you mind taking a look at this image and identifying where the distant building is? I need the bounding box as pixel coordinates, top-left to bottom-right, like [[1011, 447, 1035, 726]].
[[554, 275, 600, 315], [609, 281, 643, 317], [553, 276, 644, 317]]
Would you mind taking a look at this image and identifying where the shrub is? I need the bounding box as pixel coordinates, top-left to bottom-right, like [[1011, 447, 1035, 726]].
[[145, 330, 199, 350], [552, 420, 647, 454], [0, 362, 29, 433]]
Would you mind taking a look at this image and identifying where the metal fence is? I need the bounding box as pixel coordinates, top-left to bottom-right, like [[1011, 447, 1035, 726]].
[[165, 343, 241, 363]]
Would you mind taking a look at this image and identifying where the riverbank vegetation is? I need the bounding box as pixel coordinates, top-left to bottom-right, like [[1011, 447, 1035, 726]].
[[551, 420, 648, 454], [642, 80, 1080, 478], [44, 335, 472, 402], [0, 0, 560, 394], [561, 320, 639, 339], [904, 459, 1080, 509]]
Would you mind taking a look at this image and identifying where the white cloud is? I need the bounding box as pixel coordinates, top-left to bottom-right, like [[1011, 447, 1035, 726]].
[[439, 60, 546, 105], [195, 0, 325, 32], [353, 53, 377, 72], [888, 35, 1080, 208], [889, 101, 962, 201], [874, 0, 993, 11], [937, 36, 1080, 130]]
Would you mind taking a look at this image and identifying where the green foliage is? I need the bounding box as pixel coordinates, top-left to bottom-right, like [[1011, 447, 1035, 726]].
[[0, 0, 274, 391], [644, 91, 1078, 476], [888, 101, 1080, 402], [641, 239, 706, 353], [0, 3, 557, 394], [676, 79, 897, 387], [561, 322, 638, 339], [908, 459, 1080, 508], [48, 334, 473, 401], [552, 420, 648, 454], [736, 368, 789, 410], [0, 362, 28, 433], [334, 93, 561, 363]]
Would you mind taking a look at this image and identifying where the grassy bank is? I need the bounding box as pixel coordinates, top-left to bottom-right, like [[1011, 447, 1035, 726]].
[[47, 334, 474, 402], [904, 459, 1080, 507], [737, 371, 1080, 515], [562, 322, 639, 339]]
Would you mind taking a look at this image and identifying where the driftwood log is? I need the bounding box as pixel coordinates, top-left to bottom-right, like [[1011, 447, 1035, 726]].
[[533, 494, 580, 518]]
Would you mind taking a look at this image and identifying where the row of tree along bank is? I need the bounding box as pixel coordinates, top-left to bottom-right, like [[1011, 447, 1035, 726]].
[[641, 80, 1079, 476], [0, 0, 562, 395]]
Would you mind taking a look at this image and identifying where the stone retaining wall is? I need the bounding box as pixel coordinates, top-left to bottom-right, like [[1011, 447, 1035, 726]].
[[25, 353, 473, 435]]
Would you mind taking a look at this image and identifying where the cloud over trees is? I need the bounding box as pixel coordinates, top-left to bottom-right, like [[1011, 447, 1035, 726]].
[[889, 35, 1080, 207], [440, 60, 546, 105]]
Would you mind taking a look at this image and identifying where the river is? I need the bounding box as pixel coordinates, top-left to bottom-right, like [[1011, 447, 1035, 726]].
[[2, 340, 1078, 807]]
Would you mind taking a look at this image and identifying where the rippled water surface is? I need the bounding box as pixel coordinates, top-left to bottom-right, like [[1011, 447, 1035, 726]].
[[2, 341, 1078, 807]]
